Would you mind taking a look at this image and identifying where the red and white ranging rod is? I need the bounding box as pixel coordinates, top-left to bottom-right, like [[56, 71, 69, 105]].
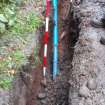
[[43, 0, 51, 77]]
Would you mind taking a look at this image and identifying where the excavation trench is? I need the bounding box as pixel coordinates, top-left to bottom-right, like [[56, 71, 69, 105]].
[[34, 1, 80, 104], [10, 1, 80, 105], [9, 0, 105, 105]]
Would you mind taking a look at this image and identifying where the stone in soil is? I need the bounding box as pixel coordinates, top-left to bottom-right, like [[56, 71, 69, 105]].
[[87, 78, 97, 90], [41, 79, 47, 87], [40, 99, 47, 104], [79, 85, 90, 98], [100, 37, 105, 45], [37, 92, 46, 100]]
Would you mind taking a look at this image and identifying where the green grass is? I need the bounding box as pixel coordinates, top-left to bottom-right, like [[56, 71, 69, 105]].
[[0, 49, 26, 70], [0, 3, 42, 89], [0, 75, 13, 89], [10, 50, 26, 65], [0, 12, 42, 89], [0, 49, 27, 89], [11, 12, 42, 36]]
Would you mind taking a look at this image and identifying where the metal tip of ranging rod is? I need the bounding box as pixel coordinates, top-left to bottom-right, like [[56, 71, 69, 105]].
[[43, 67, 46, 77]]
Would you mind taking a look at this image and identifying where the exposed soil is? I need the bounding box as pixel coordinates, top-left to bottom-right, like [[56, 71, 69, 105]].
[[69, 0, 105, 105], [10, 1, 77, 105], [25, 1, 80, 105], [9, 0, 105, 105]]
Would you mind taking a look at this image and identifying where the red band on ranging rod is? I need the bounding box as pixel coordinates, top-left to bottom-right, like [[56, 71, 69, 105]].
[[43, 56, 47, 66], [44, 32, 49, 44], [46, 0, 50, 16]]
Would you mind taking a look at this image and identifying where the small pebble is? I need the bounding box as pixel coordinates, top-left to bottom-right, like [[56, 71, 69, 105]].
[[68, 80, 73, 86], [60, 31, 66, 40], [41, 79, 47, 87], [37, 92, 46, 100], [40, 100, 46, 104], [87, 78, 97, 90], [79, 85, 90, 98], [100, 37, 105, 45], [45, 88, 48, 92]]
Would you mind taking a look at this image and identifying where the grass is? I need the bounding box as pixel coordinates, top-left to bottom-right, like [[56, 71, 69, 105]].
[[0, 49, 27, 89], [11, 12, 42, 37], [10, 50, 26, 64], [0, 0, 43, 89], [0, 75, 13, 89]]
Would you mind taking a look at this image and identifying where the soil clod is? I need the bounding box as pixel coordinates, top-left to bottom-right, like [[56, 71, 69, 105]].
[[79, 85, 90, 98]]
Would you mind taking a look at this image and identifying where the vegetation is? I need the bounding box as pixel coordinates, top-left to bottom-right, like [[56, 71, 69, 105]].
[[0, 0, 17, 33], [11, 12, 41, 35], [0, 0, 42, 89]]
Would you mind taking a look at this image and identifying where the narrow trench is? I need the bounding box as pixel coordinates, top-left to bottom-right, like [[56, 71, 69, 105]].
[[37, 4, 80, 105], [11, 1, 105, 105], [24, 1, 80, 105]]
